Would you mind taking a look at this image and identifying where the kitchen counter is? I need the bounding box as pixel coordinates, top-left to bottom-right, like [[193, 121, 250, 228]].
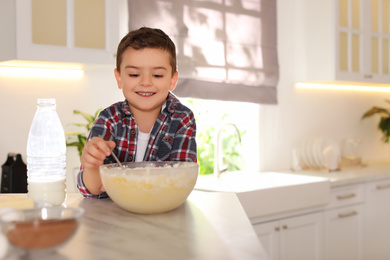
[[3, 191, 268, 260], [294, 161, 390, 187]]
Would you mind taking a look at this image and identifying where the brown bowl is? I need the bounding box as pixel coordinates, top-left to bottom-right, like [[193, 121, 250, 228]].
[[0, 206, 83, 252]]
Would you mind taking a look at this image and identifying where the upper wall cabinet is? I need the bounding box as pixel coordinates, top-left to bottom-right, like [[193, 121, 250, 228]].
[[0, 0, 128, 65], [295, 0, 390, 84]]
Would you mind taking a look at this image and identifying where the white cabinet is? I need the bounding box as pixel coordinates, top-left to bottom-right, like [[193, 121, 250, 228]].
[[0, 0, 127, 65], [253, 212, 323, 260], [247, 167, 390, 260], [295, 0, 390, 84], [324, 204, 365, 260], [254, 220, 279, 260], [323, 184, 365, 260], [252, 184, 365, 260], [365, 179, 390, 259]]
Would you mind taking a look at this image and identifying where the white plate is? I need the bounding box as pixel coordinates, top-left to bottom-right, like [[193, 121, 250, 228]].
[[320, 138, 340, 171], [300, 138, 311, 168], [310, 138, 320, 169], [311, 137, 324, 169], [304, 137, 319, 169], [307, 137, 319, 169]]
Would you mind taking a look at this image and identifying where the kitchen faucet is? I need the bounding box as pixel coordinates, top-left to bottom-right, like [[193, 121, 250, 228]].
[[214, 123, 241, 178]]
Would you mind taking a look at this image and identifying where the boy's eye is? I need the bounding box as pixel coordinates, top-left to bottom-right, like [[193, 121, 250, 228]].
[[129, 74, 139, 77], [153, 74, 163, 78]]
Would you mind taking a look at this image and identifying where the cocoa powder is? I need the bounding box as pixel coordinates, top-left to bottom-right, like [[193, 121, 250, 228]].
[[6, 218, 78, 250]]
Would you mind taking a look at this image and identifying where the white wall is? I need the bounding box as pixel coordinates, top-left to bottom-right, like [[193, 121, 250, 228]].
[[0, 0, 389, 191]]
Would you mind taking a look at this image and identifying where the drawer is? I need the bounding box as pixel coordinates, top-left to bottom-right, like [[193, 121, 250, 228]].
[[326, 184, 365, 209], [324, 204, 365, 224], [366, 179, 390, 193]]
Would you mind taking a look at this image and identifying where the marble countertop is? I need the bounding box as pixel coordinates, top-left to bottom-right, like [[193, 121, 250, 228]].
[[292, 161, 390, 187], [4, 191, 268, 260]]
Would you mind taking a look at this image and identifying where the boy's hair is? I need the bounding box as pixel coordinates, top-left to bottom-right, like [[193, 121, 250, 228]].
[[116, 27, 177, 76]]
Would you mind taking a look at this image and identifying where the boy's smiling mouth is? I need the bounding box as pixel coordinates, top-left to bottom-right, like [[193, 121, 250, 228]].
[[137, 92, 155, 97]]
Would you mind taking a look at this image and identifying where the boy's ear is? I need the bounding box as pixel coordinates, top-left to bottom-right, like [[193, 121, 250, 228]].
[[169, 72, 178, 91], [114, 68, 122, 89]]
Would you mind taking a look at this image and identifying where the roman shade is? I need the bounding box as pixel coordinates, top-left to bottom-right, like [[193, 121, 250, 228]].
[[128, 0, 278, 104]]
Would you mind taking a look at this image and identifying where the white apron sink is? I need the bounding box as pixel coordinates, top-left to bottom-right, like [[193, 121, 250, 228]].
[[195, 172, 330, 219]]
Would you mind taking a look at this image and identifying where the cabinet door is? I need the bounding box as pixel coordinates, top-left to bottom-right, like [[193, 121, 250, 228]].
[[279, 212, 323, 260], [336, 0, 367, 82], [253, 220, 279, 260], [6, 0, 125, 64], [366, 179, 390, 259], [336, 0, 390, 83], [365, 0, 390, 82], [324, 204, 365, 260]]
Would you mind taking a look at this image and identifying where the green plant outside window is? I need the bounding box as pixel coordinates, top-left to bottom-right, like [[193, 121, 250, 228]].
[[185, 99, 246, 175]]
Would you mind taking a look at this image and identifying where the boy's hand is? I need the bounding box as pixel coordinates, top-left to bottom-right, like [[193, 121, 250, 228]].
[[80, 137, 116, 169]]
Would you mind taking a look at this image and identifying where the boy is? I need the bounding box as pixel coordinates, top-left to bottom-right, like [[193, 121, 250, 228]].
[[77, 27, 197, 198]]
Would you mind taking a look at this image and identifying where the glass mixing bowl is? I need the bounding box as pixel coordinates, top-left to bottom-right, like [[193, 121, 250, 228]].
[[100, 161, 199, 214]]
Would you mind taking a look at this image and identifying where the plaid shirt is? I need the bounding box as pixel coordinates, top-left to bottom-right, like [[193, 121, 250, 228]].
[[77, 92, 197, 199]]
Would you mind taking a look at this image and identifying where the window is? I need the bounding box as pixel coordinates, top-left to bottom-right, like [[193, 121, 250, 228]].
[[181, 98, 260, 173]]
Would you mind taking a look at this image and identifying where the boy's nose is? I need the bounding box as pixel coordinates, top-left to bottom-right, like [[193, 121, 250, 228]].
[[140, 75, 152, 86]]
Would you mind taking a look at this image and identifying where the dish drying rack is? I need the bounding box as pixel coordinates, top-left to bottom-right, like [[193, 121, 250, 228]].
[[292, 137, 341, 173]]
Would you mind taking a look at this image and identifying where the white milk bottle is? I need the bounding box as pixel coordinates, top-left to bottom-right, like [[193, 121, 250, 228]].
[[27, 98, 66, 206]]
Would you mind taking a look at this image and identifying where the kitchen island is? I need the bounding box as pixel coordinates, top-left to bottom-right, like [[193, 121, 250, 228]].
[[4, 191, 268, 260]]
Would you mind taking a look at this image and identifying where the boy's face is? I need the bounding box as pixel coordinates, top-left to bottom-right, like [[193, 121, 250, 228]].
[[114, 47, 178, 115]]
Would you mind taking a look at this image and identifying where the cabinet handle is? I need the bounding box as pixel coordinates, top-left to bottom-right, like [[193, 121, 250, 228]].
[[282, 225, 288, 229], [338, 211, 357, 218], [364, 74, 373, 79], [376, 184, 390, 190], [275, 227, 280, 231], [337, 193, 356, 200]]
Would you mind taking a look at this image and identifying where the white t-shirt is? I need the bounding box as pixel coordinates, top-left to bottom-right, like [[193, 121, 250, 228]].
[[135, 131, 150, 162], [135, 101, 166, 162]]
